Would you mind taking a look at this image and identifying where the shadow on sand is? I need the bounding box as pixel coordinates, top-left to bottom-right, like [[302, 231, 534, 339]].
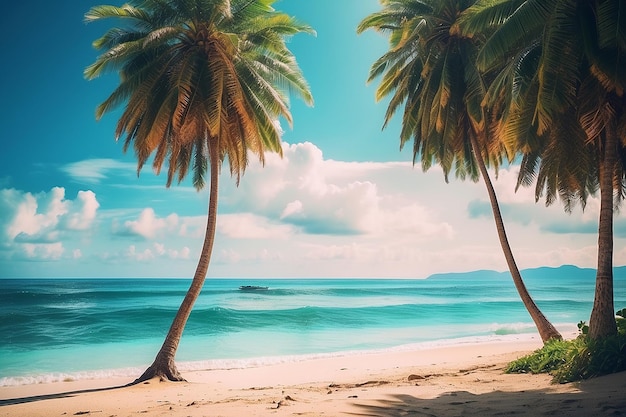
[[0, 383, 130, 407], [347, 371, 626, 417]]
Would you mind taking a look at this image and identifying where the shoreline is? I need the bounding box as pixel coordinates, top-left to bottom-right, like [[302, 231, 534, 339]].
[[0, 332, 565, 388], [2, 337, 624, 416]]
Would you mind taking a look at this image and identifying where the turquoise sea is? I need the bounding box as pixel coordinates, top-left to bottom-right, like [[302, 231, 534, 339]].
[[1, 266, 625, 386]]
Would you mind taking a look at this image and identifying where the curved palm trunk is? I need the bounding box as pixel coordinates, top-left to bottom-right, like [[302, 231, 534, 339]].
[[133, 138, 220, 384], [470, 135, 562, 343], [589, 128, 618, 339]]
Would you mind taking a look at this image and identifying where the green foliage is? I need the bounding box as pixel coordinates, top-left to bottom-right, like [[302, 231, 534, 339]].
[[506, 309, 626, 383], [505, 339, 570, 375], [85, 0, 313, 189], [357, 0, 501, 184], [551, 332, 626, 383], [617, 309, 626, 333]]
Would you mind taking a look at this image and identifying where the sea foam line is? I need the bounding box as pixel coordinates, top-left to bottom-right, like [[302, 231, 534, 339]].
[[0, 331, 568, 388]]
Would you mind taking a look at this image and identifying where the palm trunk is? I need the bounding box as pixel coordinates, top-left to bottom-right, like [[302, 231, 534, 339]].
[[588, 128, 617, 339], [133, 137, 220, 383], [470, 135, 562, 343]]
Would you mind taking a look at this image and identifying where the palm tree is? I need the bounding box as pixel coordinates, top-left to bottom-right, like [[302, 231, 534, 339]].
[[458, 0, 626, 339], [85, 0, 313, 382], [358, 0, 561, 343]]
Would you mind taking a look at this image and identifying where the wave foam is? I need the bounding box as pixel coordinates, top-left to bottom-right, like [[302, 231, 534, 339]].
[[0, 366, 145, 387], [0, 333, 551, 387]]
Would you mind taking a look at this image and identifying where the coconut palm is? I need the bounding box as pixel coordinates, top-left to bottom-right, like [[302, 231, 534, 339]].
[[358, 0, 561, 343], [458, 0, 626, 339], [85, 0, 313, 382]]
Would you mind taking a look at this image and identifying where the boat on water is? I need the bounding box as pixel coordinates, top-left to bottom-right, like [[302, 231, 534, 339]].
[[239, 285, 269, 291]]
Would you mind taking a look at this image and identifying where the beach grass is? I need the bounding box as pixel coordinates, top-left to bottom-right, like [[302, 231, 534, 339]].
[[506, 311, 626, 383]]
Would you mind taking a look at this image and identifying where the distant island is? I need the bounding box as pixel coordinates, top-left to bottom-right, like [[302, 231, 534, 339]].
[[426, 265, 626, 282]]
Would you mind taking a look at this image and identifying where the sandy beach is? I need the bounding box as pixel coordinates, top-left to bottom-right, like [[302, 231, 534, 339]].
[[1, 338, 625, 416]]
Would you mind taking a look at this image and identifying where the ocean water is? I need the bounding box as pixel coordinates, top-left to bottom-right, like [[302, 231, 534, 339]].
[[1, 269, 625, 386]]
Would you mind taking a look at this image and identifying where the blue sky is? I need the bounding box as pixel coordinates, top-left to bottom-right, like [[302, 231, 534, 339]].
[[0, 0, 623, 279]]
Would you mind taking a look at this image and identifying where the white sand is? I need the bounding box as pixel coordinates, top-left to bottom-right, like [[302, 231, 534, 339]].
[[1, 338, 625, 416]]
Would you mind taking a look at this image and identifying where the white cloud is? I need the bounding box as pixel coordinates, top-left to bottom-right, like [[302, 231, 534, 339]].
[[64, 190, 100, 230], [99, 241, 192, 265], [154, 242, 166, 255], [281, 200, 304, 219], [3, 142, 624, 278], [215, 247, 284, 265], [0, 187, 100, 262], [218, 213, 293, 239], [208, 141, 623, 277], [19, 242, 65, 261], [223, 142, 451, 237], [178, 216, 208, 239], [119, 208, 179, 239], [490, 167, 537, 205], [125, 245, 154, 261], [304, 242, 368, 261], [62, 159, 135, 184], [153, 242, 191, 259], [4, 187, 68, 240], [179, 246, 191, 259], [380, 203, 454, 238]]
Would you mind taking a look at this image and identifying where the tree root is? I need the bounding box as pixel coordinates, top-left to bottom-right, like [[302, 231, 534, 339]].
[[130, 361, 186, 385]]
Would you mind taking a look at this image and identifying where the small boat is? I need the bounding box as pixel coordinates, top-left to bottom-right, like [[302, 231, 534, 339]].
[[239, 285, 269, 291]]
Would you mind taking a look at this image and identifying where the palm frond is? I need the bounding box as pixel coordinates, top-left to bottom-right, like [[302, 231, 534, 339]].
[[533, 0, 581, 135], [455, 0, 522, 36], [86, 0, 313, 187], [85, 4, 150, 23], [475, 0, 552, 71]]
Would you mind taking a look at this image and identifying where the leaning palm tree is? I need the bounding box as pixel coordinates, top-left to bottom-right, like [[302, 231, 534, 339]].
[[85, 0, 313, 382], [458, 0, 626, 339], [358, 0, 561, 343]]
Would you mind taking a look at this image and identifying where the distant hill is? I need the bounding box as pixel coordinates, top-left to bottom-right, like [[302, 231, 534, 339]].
[[427, 264, 626, 282], [427, 269, 508, 281]]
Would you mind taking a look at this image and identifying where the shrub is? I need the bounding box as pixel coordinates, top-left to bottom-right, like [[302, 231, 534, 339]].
[[505, 308, 626, 383]]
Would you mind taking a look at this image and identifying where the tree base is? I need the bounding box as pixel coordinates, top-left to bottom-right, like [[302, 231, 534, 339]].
[[131, 358, 186, 385]]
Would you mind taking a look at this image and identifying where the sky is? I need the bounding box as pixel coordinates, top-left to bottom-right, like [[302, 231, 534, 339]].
[[0, 0, 624, 279]]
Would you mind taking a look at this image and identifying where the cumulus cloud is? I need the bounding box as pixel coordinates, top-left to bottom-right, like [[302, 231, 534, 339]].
[[178, 216, 208, 239], [0, 187, 100, 261], [64, 190, 100, 230], [125, 245, 155, 261], [19, 242, 65, 261], [153, 242, 191, 259], [381, 204, 454, 238], [4, 142, 621, 277], [3, 187, 68, 240], [465, 166, 604, 235], [280, 200, 304, 219], [223, 142, 451, 238], [467, 199, 533, 226], [206, 141, 621, 276], [215, 247, 283, 264], [304, 242, 368, 261], [218, 213, 293, 239], [101, 242, 192, 263], [117, 208, 179, 239]]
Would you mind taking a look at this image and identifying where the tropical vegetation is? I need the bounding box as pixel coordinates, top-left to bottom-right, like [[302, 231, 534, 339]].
[[358, 0, 562, 343], [84, 0, 313, 382], [506, 309, 626, 383], [456, 0, 626, 340]]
